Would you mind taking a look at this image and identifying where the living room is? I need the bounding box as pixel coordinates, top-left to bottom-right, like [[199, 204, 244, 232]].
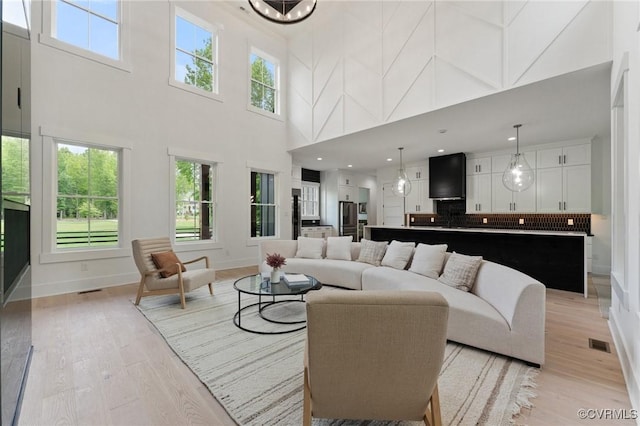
[[1, 0, 639, 425]]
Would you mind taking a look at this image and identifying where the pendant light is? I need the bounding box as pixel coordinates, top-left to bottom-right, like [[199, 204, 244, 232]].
[[392, 147, 412, 197], [502, 124, 534, 192], [248, 0, 317, 24]]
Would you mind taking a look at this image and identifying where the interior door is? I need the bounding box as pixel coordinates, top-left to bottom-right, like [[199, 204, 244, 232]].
[[382, 183, 404, 226]]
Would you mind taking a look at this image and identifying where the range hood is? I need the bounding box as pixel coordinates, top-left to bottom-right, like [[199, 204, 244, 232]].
[[429, 153, 466, 200]]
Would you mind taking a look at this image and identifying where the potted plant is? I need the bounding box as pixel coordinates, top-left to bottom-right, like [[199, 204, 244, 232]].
[[266, 253, 286, 283]]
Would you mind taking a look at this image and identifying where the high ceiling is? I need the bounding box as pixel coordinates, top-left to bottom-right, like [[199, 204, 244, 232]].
[[289, 62, 612, 174]]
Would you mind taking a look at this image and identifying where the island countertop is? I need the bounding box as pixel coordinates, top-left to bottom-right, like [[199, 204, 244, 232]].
[[364, 225, 587, 295]]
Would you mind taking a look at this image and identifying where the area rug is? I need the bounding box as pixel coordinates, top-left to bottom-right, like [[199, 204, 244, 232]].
[[136, 280, 538, 425]]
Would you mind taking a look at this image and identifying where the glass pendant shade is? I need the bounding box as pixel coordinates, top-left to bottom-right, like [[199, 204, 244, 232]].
[[391, 147, 412, 197], [502, 153, 534, 192], [502, 124, 534, 192]]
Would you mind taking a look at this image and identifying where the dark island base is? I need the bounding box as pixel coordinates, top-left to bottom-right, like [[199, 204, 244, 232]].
[[370, 227, 585, 293]]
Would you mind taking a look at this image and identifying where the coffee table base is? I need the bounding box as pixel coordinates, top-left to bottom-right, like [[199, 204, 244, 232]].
[[234, 295, 307, 335]]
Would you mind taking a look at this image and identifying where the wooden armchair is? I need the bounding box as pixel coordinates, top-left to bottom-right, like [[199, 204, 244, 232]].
[[303, 290, 449, 426], [131, 237, 215, 308]]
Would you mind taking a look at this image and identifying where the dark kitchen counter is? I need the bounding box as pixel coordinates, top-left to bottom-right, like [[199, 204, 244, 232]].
[[364, 225, 587, 295]]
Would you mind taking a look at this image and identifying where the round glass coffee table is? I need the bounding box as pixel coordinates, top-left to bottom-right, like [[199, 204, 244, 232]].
[[233, 273, 321, 335]]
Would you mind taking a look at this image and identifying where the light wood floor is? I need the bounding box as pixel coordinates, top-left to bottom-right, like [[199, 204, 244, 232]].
[[18, 269, 634, 426]]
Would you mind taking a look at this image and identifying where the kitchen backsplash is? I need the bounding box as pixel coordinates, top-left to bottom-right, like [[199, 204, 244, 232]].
[[409, 200, 591, 234]]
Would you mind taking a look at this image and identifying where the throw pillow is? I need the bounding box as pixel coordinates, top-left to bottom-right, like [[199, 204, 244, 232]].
[[438, 252, 483, 292], [380, 240, 415, 270], [408, 243, 448, 279], [151, 250, 186, 278], [295, 237, 324, 259], [357, 239, 388, 266], [325, 236, 353, 260]]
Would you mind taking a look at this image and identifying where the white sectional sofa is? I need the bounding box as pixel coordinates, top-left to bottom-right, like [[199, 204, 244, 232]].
[[259, 239, 546, 366]]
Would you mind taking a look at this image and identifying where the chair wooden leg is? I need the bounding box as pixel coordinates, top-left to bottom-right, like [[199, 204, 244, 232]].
[[178, 278, 186, 309], [303, 367, 312, 426], [208, 283, 213, 295], [430, 384, 442, 426], [135, 277, 145, 305]]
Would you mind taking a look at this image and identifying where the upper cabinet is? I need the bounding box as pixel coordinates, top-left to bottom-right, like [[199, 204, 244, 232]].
[[490, 152, 536, 213], [292, 165, 302, 189], [405, 164, 427, 180], [537, 143, 591, 168], [467, 157, 491, 175], [466, 174, 492, 213], [339, 172, 355, 187]]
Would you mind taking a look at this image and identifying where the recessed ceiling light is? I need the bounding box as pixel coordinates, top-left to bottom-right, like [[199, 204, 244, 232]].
[[437, 149, 444, 153], [317, 157, 322, 160], [508, 137, 516, 141], [347, 164, 353, 168], [386, 158, 393, 162]]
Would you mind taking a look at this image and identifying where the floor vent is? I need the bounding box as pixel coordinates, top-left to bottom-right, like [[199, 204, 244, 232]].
[[588, 338, 611, 353], [77, 289, 103, 295]]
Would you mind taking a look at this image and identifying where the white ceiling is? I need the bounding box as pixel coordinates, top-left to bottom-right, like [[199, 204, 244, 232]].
[[289, 62, 612, 174]]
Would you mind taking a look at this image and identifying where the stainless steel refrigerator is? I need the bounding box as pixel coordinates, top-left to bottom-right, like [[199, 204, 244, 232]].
[[339, 201, 357, 239]]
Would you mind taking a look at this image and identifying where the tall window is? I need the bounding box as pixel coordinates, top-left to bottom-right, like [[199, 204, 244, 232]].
[[56, 142, 119, 248], [301, 182, 319, 219], [174, 9, 217, 93], [250, 49, 279, 114], [1, 136, 30, 205], [175, 159, 216, 242], [53, 0, 119, 59], [250, 171, 276, 238]]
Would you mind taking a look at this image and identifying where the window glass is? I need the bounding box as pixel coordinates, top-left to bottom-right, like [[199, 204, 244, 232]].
[[250, 51, 278, 114], [56, 142, 119, 248], [175, 12, 216, 93], [54, 0, 119, 59], [1, 136, 30, 205], [301, 182, 319, 219], [175, 159, 215, 242], [250, 171, 276, 237]]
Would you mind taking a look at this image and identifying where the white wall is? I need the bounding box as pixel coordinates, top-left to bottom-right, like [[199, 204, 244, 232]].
[[288, 0, 612, 149], [29, 1, 291, 297], [609, 0, 640, 416]]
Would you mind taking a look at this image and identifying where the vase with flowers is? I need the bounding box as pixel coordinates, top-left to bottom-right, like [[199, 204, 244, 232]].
[[266, 253, 286, 283]]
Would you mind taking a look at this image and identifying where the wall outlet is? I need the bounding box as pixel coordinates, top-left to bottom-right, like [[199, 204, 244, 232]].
[[568, 218, 574, 225], [410, 217, 415, 223], [519, 218, 525, 225], [482, 218, 488, 224]]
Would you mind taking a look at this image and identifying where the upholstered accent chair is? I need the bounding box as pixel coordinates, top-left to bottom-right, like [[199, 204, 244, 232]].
[[131, 237, 215, 309], [303, 291, 449, 426]]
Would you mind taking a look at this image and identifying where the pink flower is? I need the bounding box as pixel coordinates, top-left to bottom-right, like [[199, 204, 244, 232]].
[[266, 253, 286, 269]]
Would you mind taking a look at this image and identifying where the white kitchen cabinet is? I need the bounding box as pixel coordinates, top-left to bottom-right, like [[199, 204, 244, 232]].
[[405, 164, 427, 180], [536, 164, 591, 212], [405, 179, 433, 213], [338, 184, 357, 202], [491, 151, 536, 174], [537, 144, 591, 169], [491, 173, 536, 212], [301, 226, 334, 238], [467, 157, 491, 175], [338, 172, 355, 186], [291, 165, 302, 189], [466, 174, 492, 213]]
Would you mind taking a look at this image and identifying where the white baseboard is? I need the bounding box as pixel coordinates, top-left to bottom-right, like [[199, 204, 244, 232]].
[[609, 309, 640, 423], [31, 272, 139, 299]]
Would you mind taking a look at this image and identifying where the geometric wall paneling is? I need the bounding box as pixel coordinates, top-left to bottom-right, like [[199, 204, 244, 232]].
[[289, 54, 312, 105], [314, 94, 344, 142], [312, 8, 344, 104], [434, 57, 495, 110], [435, 2, 503, 90], [513, 0, 612, 87], [450, 0, 504, 27], [289, 87, 313, 143], [344, 94, 381, 136], [383, 4, 435, 120], [344, 57, 382, 123], [288, 30, 313, 72], [386, 59, 435, 124], [504, 0, 527, 25], [506, 0, 589, 86], [343, 12, 382, 79], [382, 1, 434, 75]]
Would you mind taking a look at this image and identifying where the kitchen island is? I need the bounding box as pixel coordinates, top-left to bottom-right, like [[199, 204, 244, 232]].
[[364, 225, 587, 295]]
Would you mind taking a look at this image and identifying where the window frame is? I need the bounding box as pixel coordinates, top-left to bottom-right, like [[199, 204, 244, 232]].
[[1, 134, 31, 205], [169, 5, 222, 102], [301, 181, 320, 220], [40, 127, 132, 263], [39, 0, 131, 72], [247, 46, 281, 120], [248, 166, 279, 243], [168, 147, 223, 252]]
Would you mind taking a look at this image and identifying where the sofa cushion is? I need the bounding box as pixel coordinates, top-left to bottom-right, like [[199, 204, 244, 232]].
[[408, 243, 448, 279], [381, 240, 415, 270], [326, 236, 353, 260], [438, 252, 483, 292], [283, 258, 375, 290], [357, 239, 388, 266], [296, 237, 324, 259]]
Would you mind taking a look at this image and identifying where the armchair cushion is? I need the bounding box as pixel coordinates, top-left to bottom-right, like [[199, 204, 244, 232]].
[[151, 250, 186, 278]]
